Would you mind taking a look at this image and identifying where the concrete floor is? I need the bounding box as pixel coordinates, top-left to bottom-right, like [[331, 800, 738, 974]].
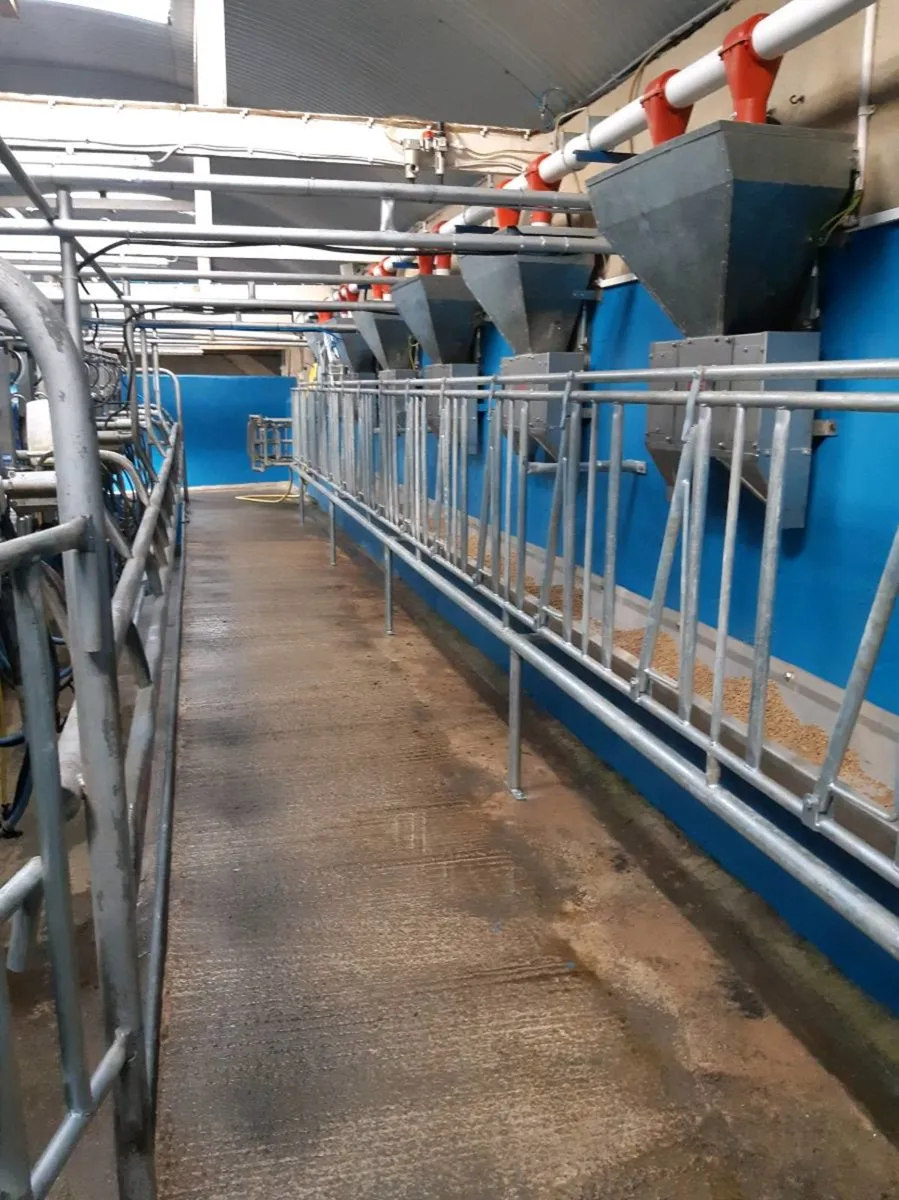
[[149, 488, 899, 1200]]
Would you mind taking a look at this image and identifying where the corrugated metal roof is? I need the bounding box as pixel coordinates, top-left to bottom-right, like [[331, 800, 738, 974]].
[[0, 0, 193, 102], [223, 0, 727, 128]]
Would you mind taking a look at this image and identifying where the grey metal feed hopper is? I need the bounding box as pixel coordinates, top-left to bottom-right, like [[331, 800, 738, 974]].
[[305, 327, 375, 375], [391, 275, 480, 364], [335, 329, 377, 374], [586, 120, 854, 337], [353, 311, 411, 370], [458, 252, 594, 354]]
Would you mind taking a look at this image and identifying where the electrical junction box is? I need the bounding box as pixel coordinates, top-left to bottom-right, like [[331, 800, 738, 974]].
[[499, 351, 585, 460], [423, 362, 479, 455], [647, 331, 819, 530]]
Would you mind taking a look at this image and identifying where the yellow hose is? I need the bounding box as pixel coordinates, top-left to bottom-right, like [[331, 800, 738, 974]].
[[235, 472, 297, 504]]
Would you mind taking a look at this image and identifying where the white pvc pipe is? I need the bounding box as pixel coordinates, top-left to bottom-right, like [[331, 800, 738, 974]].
[[440, 0, 873, 230]]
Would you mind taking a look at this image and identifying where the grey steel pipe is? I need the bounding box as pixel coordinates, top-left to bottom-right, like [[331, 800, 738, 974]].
[[144, 513, 186, 1110], [1, 165, 591, 212], [0, 855, 43, 923], [810, 524, 899, 814], [90, 295, 399, 313], [56, 190, 83, 350], [0, 136, 125, 299], [746, 408, 791, 769], [0, 514, 86, 563], [300, 468, 899, 962], [0, 257, 153, 1196], [508, 648, 524, 799], [30, 1031, 128, 1200], [14, 217, 610, 256], [12, 557, 91, 1114], [98, 450, 151, 506], [10, 265, 395, 286]]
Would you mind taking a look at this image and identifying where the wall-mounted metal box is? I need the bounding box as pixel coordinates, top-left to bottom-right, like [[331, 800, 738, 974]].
[[423, 362, 479, 454], [499, 351, 584, 459], [648, 331, 819, 530]]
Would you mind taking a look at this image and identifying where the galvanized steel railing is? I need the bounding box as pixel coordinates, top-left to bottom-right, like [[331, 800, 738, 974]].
[[0, 261, 185, 1200], [280, 362, 899, 963]]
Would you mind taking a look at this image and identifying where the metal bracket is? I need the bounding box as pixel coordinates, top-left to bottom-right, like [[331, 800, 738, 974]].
[[573, 149, 634, 165], [801, 792, 825, 829], [812, 418, 838, 438]]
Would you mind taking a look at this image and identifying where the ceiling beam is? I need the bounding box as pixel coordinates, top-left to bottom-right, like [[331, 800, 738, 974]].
[[0, 92, 550, 171]]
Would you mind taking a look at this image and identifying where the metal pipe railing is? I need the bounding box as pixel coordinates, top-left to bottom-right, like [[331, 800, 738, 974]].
[[298, 461, 899, 964], [286, 369, 899, 928], [0, 257, 158, 1197]]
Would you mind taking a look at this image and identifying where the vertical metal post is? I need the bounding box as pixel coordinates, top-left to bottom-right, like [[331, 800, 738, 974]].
[[402, 382, 411, 529], [708, 404, 746, 781], [460, 395, 470, 568], [580, 401, 599, 654], [515, 401, 529, 607], [599, 402, 621, 667], [0, 942, 32, 1200], [746, 407, 791, 769], [298, 479, 306, 526], [449, 392, 459, 565], [475, 390, 497, 579], [3, 260, 156, 1199], [139, 328, 161, 451], [441, 383, 451, 553], [678, 478, 690, 672], [810, 523, 899, 815], [502, 396, 514, 607], [56, 190, 82, 352], [434, 386, 447, 551], [12, 558, 91, 1115], [489, 393, 503, 591], [408, 393, 418, 537], [679, 406, 712, 721], [537, 379, 573, 623], [562, 399, 581, 642], [151, 341, 162, 423], [122, 321, 141, 445], [420, 393, 429, 547], [329, 499, 337, 566], [507, 648, 525, 800], [633, 391, 701, 697], [384, 544, 394, 635]]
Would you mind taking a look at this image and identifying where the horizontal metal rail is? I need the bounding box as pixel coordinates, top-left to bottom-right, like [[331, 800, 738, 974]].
[[6, 217, 611, 257], [0, 516, 87, 571], [0, 164, 592, 212]]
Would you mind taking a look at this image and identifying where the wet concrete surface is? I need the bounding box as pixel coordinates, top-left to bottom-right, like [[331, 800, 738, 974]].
[[154, 488, 899, 1199]]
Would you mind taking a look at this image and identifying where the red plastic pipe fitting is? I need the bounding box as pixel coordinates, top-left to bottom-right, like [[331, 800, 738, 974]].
[[641, 70, 693, 145], [524, 152, 559, 226], [720, 13, 782, 124]]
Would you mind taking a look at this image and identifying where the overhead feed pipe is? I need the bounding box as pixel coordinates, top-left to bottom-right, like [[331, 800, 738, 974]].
[[438, 0, 875, 230]]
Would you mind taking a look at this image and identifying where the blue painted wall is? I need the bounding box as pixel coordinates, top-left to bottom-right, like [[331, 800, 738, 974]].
[[152, 374, 292, 487]]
